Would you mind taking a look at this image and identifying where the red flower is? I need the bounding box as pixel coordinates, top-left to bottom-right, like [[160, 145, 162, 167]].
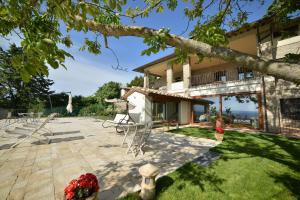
[[64, 173, 99, 199], [65, 191, 74, 200], [216, 127, 225, 134]]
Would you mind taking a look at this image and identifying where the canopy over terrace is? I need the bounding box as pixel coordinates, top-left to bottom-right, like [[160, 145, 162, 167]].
[[122, 87, 213, 124]]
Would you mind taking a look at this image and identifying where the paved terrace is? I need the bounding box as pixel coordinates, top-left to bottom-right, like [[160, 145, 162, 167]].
[[0, 117, 218, 200]]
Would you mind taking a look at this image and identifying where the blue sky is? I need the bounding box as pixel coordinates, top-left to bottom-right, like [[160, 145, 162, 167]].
[[0, 0, 273, 111]]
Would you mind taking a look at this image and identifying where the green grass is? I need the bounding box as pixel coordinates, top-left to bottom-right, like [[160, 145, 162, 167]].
[[119, 127, 300, 200]]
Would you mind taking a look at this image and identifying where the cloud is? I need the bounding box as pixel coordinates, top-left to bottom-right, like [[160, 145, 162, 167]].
[[49, 55, 137, 96]]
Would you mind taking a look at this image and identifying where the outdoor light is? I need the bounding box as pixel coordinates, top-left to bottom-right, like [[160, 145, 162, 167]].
[[139, 163, 160, 200]]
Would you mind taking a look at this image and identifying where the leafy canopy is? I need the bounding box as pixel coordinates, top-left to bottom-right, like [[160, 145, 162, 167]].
[[1, 0, 299, 81], [95, 81, 121, 103], [0, 44, 54, 109]]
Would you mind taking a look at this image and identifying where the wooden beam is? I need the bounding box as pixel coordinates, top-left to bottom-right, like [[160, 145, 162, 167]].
[[192, 91, 259, 99], [257, 93, 264, 130], [218, 95, 222, 118]]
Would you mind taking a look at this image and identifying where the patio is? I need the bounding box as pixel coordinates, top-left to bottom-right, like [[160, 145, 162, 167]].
[[0, 117, 218, 200]]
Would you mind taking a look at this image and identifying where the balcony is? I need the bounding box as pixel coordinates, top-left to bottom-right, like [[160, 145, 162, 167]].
[[171, 81, 184, 91], [260, 35, 300, 59], [191, 68, 260, 87]]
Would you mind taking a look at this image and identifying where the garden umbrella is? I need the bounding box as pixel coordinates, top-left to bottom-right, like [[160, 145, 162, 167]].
[[66, 93, 73, 113]]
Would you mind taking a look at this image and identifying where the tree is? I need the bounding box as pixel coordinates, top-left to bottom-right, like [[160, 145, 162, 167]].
[[127, 76, 144, 87], [1, 1, 300, 83], [0, 44, 54, 109], [95, 81, 121, 104], [127, 75, 157, 87]]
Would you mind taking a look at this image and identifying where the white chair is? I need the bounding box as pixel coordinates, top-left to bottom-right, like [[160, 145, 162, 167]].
[[125, 121, 153, 157], [9, 113, 58, 148], [102, 114, 130, 133]]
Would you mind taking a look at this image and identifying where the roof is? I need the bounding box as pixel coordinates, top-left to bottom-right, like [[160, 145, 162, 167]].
[[133, 16, 300, 73], [123, 86, 191, 100], [123, 86, 213, 104]]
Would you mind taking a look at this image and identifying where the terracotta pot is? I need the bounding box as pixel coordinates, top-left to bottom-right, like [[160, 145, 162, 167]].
[[214, 133, 224, 141], [65, 192, 98, 200], [86, 192, 98, 200]]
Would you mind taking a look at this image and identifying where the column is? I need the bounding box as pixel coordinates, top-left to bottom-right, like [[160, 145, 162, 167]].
[[183, 60, 191, 89], [218, 95, 222, 118], [257, 93, 264, 130], [166, 63, 173, 91], [144, 71, 149, 88]]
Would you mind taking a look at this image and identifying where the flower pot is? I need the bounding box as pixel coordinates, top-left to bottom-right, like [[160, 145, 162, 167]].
[[64, 192, 98, 200], [86, 192, 98, 200], [214, 133, 224, 141]]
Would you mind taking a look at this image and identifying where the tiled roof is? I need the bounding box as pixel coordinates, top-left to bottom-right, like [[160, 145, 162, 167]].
[[123, 86, 192, 100]]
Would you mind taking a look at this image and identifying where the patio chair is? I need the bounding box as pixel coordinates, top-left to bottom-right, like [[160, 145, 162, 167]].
[[125, 121, 153, 157], [0, 112, 19, 130], [102, 114, 130, 133], [9, 113, 58, 148]]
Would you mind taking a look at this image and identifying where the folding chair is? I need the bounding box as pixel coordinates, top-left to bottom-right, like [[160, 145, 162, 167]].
[[10, 113, 58, 148], [126, 121, 153, 157]]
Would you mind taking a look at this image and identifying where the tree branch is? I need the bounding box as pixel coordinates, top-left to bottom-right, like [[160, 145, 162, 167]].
[[74, 15, 300, 84], [81, 0, 163, 19]]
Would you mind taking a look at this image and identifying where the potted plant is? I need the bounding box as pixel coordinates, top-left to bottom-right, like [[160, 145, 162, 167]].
[[64, 173, 99, 200], [215, 127, 225, 141]]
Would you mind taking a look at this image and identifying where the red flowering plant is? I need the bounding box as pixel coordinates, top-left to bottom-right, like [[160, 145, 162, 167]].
[[216, 127, 225, 134], [64, 173, 99, 200]]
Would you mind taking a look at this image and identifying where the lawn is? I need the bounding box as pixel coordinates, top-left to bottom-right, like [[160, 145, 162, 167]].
[[119, 127, 300, 200]]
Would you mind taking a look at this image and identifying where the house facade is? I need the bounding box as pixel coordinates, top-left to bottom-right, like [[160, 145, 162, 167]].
[[124, 17, 300, 135]]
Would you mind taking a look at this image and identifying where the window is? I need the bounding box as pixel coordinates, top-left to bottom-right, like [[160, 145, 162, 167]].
[[152, 102, 165, 121], [238, 67, 254, 80], [280, 98, 300, 120], [214, 71, 226, 82]]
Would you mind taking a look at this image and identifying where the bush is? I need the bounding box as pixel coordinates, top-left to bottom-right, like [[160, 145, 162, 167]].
[[78, 104, 117, 117], [28, 100, 45, 113], [78, 104, 104, 116]]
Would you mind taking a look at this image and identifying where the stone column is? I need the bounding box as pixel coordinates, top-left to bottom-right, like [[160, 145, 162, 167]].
[[218, 95, 222, 118], [257, 93, 264, 130], [183, 60, 191, 89], [166, 63, 173, 91], [144, 71, 149, 88]]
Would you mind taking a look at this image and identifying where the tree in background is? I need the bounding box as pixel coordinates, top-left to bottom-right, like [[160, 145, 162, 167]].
[[95, 81, 121, 104], [127, 76, 144, 87], [1, 0, 300, 83], [0, 44, 54, 109], [127, 75, 158, 88]]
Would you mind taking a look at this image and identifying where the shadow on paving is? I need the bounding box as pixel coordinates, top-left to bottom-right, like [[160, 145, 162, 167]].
[[92, 132, 217, 199], [0, 143, 15, 150], [32, 136, 85, 145], [44, 130, 81, 136]]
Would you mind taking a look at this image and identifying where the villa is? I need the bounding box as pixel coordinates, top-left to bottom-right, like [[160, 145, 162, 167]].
[[122, 16, 300, 136]]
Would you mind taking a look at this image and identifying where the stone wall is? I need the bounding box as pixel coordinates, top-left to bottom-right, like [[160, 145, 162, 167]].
[[264, 76, 300, 133]]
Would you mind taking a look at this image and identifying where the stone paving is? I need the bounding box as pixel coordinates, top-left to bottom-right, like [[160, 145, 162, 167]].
[[0, 117, 218, 200]]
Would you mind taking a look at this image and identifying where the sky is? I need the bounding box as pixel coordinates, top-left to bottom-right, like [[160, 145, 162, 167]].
[[0, 0, 273, 111]]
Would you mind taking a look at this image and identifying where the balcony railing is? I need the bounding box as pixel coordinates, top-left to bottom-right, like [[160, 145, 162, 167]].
[[191, 68, 260, 87]]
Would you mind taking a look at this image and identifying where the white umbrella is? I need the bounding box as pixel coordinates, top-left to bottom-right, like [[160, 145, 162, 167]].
[[66, 93, 73, 113]]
